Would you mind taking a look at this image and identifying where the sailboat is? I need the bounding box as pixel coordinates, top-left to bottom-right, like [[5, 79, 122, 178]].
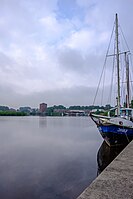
[[90, 14, 133, 146]]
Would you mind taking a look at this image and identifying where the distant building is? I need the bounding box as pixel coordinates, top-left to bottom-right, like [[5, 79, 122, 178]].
[[39, 103, 47, 115], [66, 110, 85, 116]]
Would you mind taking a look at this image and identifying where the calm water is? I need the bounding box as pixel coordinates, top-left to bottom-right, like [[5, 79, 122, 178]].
[[0, 116, 102, 199]]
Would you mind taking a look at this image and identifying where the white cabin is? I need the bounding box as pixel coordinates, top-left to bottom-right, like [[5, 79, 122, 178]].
[[120, 108, 133, 121]]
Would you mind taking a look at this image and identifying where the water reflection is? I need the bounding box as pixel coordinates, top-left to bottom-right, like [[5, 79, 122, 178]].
[[0, 116, 102, 199], [97, 141, 127, 175], [39, 116, 47, 128]]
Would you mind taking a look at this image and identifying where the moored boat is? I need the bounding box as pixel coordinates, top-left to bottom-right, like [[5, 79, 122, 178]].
[[90, 14, 133, 146]]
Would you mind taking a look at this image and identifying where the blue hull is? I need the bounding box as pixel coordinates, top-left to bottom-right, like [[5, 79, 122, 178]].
[[98, 125, 133, 146]]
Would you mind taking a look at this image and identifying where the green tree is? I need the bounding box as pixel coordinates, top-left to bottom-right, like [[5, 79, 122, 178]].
[[130, 100, 133, 108]]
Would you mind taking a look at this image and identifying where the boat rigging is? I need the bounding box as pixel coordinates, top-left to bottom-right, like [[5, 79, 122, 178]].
[[90, 13, 133, 146]]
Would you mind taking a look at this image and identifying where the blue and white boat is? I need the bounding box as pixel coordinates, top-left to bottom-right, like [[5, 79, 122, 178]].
[[90, 109, 133, 146], [90, 14, 133, 146]]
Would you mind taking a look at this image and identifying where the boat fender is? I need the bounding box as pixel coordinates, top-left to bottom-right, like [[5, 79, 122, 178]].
[[119, 121, 123, 125]]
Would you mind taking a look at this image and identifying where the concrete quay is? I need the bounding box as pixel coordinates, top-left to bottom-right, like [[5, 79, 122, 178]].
[[77, 140, 133, 199]]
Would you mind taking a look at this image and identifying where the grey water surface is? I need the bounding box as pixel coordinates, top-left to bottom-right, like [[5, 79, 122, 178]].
[[0, 116, 102, 199]]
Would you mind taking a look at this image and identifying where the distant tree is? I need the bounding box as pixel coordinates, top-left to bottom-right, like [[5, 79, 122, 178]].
[[104, 104, 111, 110], [53, 105, 66, 109], [46, 107, 54, 116], [0, 111, 27, 116], [0, 106, 9, 111], [130, 100, 133, 108], [19, 107, 31, 114], [124, 102, 126, 108], [68, 106, 82, 110]]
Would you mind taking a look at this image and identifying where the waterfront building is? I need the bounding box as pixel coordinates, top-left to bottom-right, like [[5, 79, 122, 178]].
[[39, 103, 47, 115]]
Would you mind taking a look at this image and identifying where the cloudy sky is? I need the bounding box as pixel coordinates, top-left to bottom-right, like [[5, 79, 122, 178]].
[[0, 0, 133, 108]]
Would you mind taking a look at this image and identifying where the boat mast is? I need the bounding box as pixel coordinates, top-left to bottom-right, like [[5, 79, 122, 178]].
[[116, 13, 121, 115], [125, 52, 130, 108]]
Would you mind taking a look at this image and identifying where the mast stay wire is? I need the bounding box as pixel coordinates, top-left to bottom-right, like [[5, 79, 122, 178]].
[[120, 25, 133, 103], [119, 39, 125, 105], [93, 22, 115, 105], [101, 59, 106, 106], [107, 39, 115, 105], [119, 25, 130, 51], [129, 55, 133, 99]]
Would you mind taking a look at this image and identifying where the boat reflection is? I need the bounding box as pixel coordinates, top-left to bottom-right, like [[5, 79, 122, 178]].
[[97, 141, 127, 175]]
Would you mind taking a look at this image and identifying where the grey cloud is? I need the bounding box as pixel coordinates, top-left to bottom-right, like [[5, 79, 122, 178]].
[[0, 84, 113, 109], [57, 47, 105, 76], [0, 84, 94, 108], [58, 47, 85, 72], [0, 52, 15, 72], [0, 0, 133, 107]]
